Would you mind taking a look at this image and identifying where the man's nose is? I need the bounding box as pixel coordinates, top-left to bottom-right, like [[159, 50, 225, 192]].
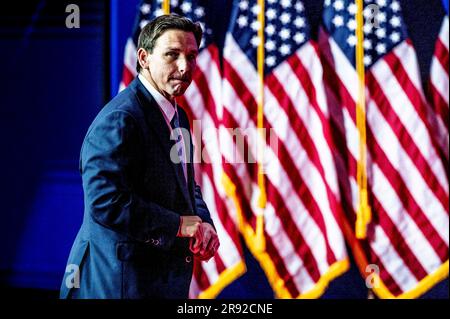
[[177, 57, 190, 74]]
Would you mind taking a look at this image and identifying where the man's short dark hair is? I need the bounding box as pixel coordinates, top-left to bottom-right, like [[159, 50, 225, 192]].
[[136, 14, 203, 73]]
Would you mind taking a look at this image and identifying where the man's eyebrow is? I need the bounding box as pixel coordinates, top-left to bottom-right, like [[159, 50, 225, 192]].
[[165, 47, 182, 51], [164, 46, 198, 52]]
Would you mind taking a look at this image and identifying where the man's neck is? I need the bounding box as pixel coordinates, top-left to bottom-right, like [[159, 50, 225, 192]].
[[139, 72, 175, 106]]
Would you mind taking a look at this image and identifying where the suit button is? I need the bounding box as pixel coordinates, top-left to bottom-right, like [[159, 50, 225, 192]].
[[154, 239, 160, 246], [185, 256, 192, 263]]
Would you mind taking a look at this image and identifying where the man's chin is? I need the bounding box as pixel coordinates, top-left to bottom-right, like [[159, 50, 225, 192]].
[[171, 85, 189, 97]]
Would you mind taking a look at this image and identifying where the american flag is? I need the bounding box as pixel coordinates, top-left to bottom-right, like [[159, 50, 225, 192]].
[[319, 0, 449, 298], [428, 15, 449, 162], [119, 0, 246, 299], [221, 0, 349, 298]]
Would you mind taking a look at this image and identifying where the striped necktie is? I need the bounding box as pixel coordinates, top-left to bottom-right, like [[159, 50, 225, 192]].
[[170, 110, 187, 181]]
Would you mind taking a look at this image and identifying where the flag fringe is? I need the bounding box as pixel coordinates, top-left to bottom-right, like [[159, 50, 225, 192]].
[[369, 260, 449, 299], [341, 216, 449, 298], [222, 172, 350, 298], [197, 261, 247, 299]]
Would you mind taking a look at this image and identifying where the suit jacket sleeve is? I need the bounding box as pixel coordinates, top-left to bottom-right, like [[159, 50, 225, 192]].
[[194, 183, 215, 229], [81, 110, 180, 250]]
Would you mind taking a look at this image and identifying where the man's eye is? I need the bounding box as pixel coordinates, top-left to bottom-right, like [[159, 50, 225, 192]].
[[166, 52, 178, 57]]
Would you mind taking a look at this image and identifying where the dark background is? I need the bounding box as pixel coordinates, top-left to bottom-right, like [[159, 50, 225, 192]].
[[0, 0, 448, 299]]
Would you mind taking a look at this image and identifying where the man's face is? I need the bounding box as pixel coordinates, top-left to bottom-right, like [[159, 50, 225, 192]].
[[146, 29, 198, 101]]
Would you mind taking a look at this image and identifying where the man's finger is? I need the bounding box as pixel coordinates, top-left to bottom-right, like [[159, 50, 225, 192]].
[[184, 222, 199, 237], [212, 240, 220, 254], [189, 237, 199, 254], [208, 239, 220, 258], [195, 238, 219, 261], [199, 250, 216, 261], [203, 233, 217, 255], [191, 227, 203, 252], [195, 252, 213, 261], [190, 236, 201, 254], [200, 231, 212, 255]]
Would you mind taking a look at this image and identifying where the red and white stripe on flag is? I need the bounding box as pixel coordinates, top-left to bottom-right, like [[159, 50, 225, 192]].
[[428, 16, 449, 161], [320, 0, 449, 299], [221, 0, 349, 298]]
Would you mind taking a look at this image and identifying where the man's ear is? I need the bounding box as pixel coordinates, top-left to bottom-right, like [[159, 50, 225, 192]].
[[137, 48, 149, 70]]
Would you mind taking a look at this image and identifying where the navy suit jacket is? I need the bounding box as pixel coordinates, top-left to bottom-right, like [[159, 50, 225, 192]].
[[60, 78, 214, 299]]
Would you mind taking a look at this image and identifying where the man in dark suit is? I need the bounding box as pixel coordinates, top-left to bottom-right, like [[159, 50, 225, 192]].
[[60, 14, 219, 299]]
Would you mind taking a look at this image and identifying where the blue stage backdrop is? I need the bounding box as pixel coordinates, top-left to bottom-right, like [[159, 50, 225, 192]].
[[0, 0, 448, 298]]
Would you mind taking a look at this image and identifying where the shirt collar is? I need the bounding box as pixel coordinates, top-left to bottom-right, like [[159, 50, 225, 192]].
[[138, 74, 177, 123]]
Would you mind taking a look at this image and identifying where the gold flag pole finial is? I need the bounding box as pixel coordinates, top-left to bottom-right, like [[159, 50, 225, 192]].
[[163, 0, 170, 14], [355, 0, 372, 239]]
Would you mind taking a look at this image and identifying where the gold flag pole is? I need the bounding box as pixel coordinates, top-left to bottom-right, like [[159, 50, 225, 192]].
[[355, 0, 371, 239], [255, 0, 266, 252], [163, 0, 170, 14]]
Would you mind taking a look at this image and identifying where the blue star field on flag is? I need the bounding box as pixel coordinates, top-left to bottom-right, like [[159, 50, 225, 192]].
[[322, 0, 408, 68], [231, 0, 311, 74]]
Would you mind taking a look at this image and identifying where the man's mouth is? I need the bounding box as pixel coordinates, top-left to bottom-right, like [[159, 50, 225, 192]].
[[170, 77, 190, 83]]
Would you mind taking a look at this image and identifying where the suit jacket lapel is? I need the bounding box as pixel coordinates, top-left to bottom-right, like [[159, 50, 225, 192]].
[[131, 79, 194, 212]]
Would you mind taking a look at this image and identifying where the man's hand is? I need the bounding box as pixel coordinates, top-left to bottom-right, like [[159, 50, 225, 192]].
[[177, 216, 202, 237], [189, 223, 220, 262]]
